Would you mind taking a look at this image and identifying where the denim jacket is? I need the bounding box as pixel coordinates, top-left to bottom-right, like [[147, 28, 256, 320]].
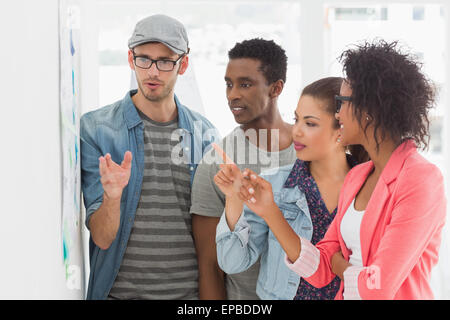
[[216, 163, 313, 300], [80, 90, 219, 300]]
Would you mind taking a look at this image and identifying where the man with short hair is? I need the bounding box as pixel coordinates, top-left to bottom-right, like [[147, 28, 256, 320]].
[[191, 38, 297, 299], [81, 14, 218, 300]]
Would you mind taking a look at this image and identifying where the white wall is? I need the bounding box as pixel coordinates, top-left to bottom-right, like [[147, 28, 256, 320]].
[[0, 0, 84, 299]]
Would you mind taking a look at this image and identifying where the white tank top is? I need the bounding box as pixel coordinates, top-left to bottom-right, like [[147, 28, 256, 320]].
[[340, 198, 365, 267]]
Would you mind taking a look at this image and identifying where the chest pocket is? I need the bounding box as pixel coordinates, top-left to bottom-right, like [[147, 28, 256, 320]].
[[278, 203, 300, 220], [268, 202, 300, 241]]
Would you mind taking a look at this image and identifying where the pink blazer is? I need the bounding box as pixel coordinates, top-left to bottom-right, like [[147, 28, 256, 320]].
[[285, 140, 447, 299]]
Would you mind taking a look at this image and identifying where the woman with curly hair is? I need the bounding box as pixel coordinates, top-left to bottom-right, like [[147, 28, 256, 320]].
[[232, 40, 447, 299]]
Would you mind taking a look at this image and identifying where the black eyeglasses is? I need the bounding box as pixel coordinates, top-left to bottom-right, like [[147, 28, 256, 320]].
[[132, 51, 185, 72], [335, 95, 352, 113]]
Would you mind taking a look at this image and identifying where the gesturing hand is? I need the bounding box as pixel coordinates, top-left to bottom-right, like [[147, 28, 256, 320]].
[[211, 143, 245, 198], [214, 163, 245, 197], [99, 151, 132, 200], [238, 168, 278, 219]]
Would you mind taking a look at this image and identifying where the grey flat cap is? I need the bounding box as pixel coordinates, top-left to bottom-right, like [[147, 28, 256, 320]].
[[128, 14, 189, 54]]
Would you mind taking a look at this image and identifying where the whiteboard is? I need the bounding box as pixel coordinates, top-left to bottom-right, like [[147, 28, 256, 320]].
[[59, 0, 84, 294]]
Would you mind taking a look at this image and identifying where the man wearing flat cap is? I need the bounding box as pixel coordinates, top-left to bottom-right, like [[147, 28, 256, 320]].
[[80, 14, 219, 300]]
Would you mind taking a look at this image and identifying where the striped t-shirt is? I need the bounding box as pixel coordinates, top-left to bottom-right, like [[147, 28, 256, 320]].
[[108, 109, 198, 300]]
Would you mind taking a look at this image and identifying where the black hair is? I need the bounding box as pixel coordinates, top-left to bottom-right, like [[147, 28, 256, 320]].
[[339, 39, 436, 151], [301, 77, 342, 130], [228, 38, 287, 85], [301, 77, 369, 163]]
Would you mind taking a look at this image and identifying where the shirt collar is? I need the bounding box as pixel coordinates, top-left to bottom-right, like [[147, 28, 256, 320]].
[[122, 90, 192, 133], [122, 90, 142, 129], [379, 139, 417, 185], [283, 159, 311, 191]]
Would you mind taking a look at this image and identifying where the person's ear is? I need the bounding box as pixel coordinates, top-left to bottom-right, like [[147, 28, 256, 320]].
[[177, 55, 189, 75], [332, 123, 343, 144], [269, 79, 284, 98], [333, 127, 341, 143], [128, 50, 136, 71]]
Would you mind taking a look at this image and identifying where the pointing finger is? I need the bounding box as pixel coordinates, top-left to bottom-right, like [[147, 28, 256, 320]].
[[212, 143, 235, 165]]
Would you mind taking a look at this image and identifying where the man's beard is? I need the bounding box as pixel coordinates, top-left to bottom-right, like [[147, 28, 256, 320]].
[[137, 78, 175, 102]]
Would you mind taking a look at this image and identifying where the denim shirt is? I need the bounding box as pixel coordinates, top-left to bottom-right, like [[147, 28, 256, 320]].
[[80, 90, 219, 300], [216, 163, 314, 300]]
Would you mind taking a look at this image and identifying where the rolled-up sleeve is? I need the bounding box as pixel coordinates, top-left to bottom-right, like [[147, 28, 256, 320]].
[[216, 205, 269, 274], [284, 211, 341, 289], [284, 237, 320, 278], [216, 210, 251, 248]]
